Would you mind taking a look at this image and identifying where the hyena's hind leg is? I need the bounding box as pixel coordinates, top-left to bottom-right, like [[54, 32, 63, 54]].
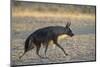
[[35, 42, 42, 58], [43, 42, 49, 58]]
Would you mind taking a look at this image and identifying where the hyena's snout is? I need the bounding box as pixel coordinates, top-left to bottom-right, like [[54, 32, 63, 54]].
[[70, 33, 74, 37], [67, 32, 74, 37]]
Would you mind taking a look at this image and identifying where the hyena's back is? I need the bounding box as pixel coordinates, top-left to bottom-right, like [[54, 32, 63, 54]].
[[32, 26, 68, 43]]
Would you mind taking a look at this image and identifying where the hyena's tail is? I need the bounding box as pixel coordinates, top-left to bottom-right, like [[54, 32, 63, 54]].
[[19, 51, 26, 59], [19, 36, 34, 59]]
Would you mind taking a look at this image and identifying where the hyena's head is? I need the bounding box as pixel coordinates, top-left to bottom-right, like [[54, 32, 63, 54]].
[[65, 22, 74, 37]]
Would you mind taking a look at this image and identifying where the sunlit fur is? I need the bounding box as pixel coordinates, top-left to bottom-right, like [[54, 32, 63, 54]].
[[49, 34, 69, 49]]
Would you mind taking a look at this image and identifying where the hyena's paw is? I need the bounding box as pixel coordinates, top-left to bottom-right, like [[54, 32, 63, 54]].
[[65, 53, 68, 56]]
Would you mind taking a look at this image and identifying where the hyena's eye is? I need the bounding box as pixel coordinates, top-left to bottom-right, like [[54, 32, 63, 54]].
[[67, 28, 71, 32]]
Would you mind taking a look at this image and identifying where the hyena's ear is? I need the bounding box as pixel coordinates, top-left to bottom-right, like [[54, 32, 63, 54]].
[[66, 22, 71, 28]]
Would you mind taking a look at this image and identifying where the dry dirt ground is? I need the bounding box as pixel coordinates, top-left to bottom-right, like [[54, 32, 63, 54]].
[[11, 17, 96, 66]]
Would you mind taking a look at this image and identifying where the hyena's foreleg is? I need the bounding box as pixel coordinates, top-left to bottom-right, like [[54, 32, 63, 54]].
[[53, 39, 68, 56]]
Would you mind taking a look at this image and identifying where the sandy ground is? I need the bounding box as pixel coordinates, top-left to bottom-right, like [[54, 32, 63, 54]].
[[11, 17, 96, 66]]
